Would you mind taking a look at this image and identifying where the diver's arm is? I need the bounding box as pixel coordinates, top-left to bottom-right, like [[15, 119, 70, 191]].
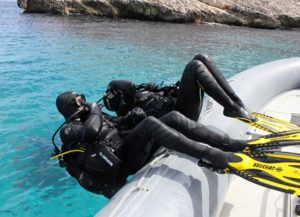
[[60, 103, 102, 146], [82, 103, 102, 142], [60, 123, 85, 147], [102, 107, 146, 128]]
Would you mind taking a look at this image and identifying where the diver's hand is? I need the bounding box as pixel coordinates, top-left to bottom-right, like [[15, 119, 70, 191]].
[[120, 107, 146, 127], [66, 104, 90, 121], [76, 103, 96, 118]]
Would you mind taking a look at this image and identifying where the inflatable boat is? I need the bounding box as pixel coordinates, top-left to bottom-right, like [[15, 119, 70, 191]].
[[95, 58, 300, 217]]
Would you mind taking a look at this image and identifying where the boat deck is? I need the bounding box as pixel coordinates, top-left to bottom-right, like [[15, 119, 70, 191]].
[[219, 90, 300, 217]]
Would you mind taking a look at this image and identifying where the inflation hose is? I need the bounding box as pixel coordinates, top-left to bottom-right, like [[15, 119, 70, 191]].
[[51, 108, 87, 154]]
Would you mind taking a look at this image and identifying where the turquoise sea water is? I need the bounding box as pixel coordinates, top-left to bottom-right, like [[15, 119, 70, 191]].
[[1, 1, 300, 216]]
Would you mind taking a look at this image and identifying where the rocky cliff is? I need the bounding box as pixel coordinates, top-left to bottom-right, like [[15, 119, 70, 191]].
[[17, 0, 300, 29]]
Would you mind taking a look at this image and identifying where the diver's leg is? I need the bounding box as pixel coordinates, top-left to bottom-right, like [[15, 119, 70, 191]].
[[122, 116, 232, 172], [186, 59, 253, 119], [159, 111, 246, 152], [122, 116, 222, 160], [175, 61, 204, 121], [182, 60, 238, 112], [193, 54, 245, 108]]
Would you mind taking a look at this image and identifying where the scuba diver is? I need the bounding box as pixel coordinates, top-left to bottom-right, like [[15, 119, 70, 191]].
[[103, 53, 251, 122], [102, 53, 299, 133], [52, 91, 300, 199]]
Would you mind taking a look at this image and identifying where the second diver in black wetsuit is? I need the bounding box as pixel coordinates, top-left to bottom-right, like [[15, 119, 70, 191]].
[[102, 53, 254, 122]]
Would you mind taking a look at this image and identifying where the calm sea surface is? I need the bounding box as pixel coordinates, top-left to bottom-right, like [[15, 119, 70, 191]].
[[1, 1, 300, 216]]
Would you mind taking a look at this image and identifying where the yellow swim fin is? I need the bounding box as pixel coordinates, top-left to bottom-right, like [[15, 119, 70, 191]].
[[242, 129, 300, 152], [227, 151, 300, 196], [199, 149, 300, 196], [238, 112, 300, 133]]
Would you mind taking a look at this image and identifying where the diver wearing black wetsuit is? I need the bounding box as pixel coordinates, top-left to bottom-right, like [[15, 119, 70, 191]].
[[55, 92, 126, 198], [103, 53, 252, 122], [54, 90, 246, 198]]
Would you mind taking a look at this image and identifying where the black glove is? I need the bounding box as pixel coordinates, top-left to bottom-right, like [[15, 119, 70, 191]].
[[119, 107, 146, 127]]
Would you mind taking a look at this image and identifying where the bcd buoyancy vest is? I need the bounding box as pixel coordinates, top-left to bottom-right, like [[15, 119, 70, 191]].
[[61, 117, 125, 197], [83, 118, 123, 178], [135, 91, 175, 118]]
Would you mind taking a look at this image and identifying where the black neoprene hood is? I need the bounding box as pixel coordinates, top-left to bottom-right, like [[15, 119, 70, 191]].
[[104, 80, 136, 115], [56, 91, 82, 119]]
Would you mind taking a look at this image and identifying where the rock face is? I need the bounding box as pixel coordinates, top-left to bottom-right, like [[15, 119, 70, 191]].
[[17, 0, 300, 29]]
